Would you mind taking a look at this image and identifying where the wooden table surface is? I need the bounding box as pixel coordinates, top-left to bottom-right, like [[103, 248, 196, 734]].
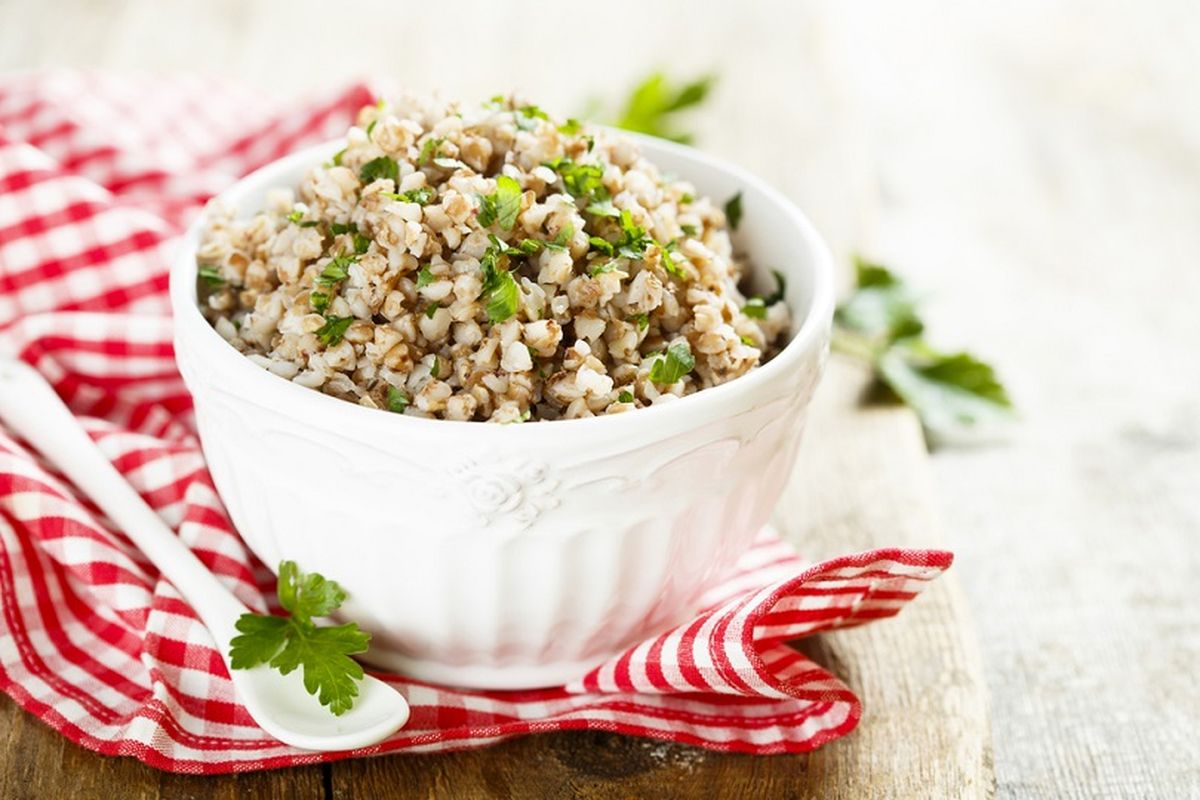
[[2, 2, 1198, 797], [0, 363, 990, 798]]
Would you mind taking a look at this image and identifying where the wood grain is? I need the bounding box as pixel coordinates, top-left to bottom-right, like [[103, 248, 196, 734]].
[[0, 362, 992, 798]]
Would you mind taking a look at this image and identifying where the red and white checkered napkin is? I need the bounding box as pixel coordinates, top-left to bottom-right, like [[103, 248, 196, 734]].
[[0, 72, 953, 773]]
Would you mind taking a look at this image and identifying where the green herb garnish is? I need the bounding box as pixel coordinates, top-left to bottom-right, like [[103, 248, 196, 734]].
[[610, 72, 715, 144], [558, 118, 583, 135], [415, 266, 435, 289], [418, 137, 444, 166], [631, 313, 649, 331], [681, 224, 698, 236], [387, 386, 410, 413], [742, 269, 786, 318], [198, 265, 225, 286], [590, 260, 620, 277], [477, 174, 522, 230], [359, 156, 399, 185], [229, 561, 370, 717], [424, 302, 441, 319], [385, 186, 435, 206], [834, 257, 1013, 438], [315, 316, 353, 346], [724, 191, 743, 230], [310, 290, 329, 313], [648, 341, 695, 385], [316, 254, 356, 287], [618, 390, 634, 403], [588, 236, 615, 256]]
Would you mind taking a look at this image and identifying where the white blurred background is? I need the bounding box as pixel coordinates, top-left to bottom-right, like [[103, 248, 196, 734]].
[[3, 1, 1198, 796]]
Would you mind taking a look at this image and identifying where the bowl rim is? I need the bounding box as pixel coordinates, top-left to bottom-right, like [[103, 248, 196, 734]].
[[170, 131, 836, 439]]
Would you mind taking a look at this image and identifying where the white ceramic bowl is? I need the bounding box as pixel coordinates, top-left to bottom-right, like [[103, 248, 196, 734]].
[[170, 134, 835, 689]]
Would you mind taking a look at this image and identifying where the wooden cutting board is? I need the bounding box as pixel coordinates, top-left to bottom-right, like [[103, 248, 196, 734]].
[[0, 360, 993, 799]]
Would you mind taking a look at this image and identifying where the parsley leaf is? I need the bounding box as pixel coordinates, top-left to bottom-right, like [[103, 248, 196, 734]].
[[387, 386, 410, 413], [545, 158, 607, 204], [588, 236, 615, 256], [198, 265, 225, 287], [316, 316, 353, 346], [611, 72, 715, 144], [834, 256, 1013, 440], [835, 257, 924, 343], [616, 210, 653, 259], [558, 118, 583, 135], [631, 312, 649, 331], [590, 260, 620, 276], [681, 223, 698, 236], [386, 186, 435, 206], [477, 175, 523, 230], [724, 191, 743, 230], [878, 341, 1014, 433], [418, 137, 444, 165], [415, 266, 435, 289], [229, 560, 371, 717], [742, 269, 786, 318], [484, 270, 520, 323], [317, 254, 356, 287], [618, 390, 634, 403], [310, 290, 329, 313], [359, 156, 399, 185], [424, 302, 440, 319], [648, 341, 695, 384]]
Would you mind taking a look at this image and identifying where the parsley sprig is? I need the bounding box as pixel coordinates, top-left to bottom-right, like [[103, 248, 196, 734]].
[[609, 73, 716, 144], [835, 257, 1013, 438], [229, 561, 371, 717]]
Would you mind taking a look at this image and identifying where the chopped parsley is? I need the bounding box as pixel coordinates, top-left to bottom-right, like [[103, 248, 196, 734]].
[[198, 265, 224, 286], [415, 266, 435, 289], [385, 186, 435, 206], [585, 199, 621, 218], [742, 297, 767, 319], [618, 390, 635, 403], [386, 386, 410, 413], [519, 104, 549, 120], [648, 341, 695, 385], [229, 560, 370, 717], [310, 290, 329, 313], [477, 236, 523, 323], [477, 174, 523, 230], [558, 118, 583, 135], [418, 137, 444, 165], [330, 222, 356, 236], [287, 209, 305, 224], [742, 269, 786, 318], [616, 210, 654, 259], [724, 191, 743, 230], [315, 316, 353, 346], [316, 254, 356, 287], [359, 156, 399, 185], [589, 260, 620, 277], [588, 236, 615, 256], [424, 302, 441, 319], [545, 158, 607, 204], [484, 270, 520, 323], [631, 312, 649, 331], [520, 225, 574, 254], [328, 148, 346, 167], [681, 224, 698, 236], [366, 119, 378, 137]]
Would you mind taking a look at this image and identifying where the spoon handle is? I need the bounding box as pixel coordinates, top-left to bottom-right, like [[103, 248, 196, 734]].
[[0, 358, 246, 650]]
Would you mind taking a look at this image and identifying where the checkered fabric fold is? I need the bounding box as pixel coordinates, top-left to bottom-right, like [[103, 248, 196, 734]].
[[0, 72, 952, 773]]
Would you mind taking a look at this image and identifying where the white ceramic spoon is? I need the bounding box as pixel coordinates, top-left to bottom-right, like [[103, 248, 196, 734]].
[[0, 358, 410, 751]]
